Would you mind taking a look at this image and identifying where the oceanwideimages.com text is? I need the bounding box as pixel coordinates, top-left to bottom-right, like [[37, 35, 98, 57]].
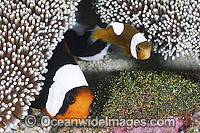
[[25, 115, 176, 128]]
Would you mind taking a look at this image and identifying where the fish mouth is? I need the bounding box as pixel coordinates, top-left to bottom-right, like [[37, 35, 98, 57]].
[[137, 47, 151, 60], [137, 52, 151, 60], [43, 107, 89, 124], [140, 53, 151, 60], [55, 111, 89, 124], [58, 110, 90, 119], [43, 105, 91, 121]]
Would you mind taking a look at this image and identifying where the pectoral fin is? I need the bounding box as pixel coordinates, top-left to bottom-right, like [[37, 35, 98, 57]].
[[92, 28, 104, 40], [122, 47, 132, 56]]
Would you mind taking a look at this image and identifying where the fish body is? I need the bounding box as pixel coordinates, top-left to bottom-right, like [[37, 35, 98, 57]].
[[31, 40, 93, 120], [92, 22, 151, 60]]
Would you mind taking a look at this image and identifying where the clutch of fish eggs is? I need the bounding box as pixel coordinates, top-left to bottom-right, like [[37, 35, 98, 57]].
[[92, 0, 200, 62], [0, 0, 80, 131]]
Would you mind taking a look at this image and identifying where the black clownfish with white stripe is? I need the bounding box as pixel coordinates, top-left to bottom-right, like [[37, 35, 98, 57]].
[[64, 23, 110, 61], [31, 40, 93, 120], [92, 22, 151, 60]]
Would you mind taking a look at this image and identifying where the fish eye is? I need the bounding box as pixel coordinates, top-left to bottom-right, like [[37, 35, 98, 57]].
[[67, 94, 76, 104], [137, 46, 142, 52]]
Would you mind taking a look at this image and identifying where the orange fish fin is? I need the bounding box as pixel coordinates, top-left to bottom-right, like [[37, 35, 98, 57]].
[[91, 27, 103, 40], [122, 47, 132, 56]]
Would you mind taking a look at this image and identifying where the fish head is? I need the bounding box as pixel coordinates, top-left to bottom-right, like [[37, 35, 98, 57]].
[[43, 86, 93, 122], [55, 86, 93, 119], [136, 41, 151, 60]]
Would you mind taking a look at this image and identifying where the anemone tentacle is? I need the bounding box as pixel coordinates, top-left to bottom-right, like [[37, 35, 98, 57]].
[[92, 0, 200, 63]]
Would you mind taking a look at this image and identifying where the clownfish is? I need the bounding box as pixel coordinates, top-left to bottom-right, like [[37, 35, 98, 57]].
[[31, 40, 93, 121], [91, 22, 151, 60]]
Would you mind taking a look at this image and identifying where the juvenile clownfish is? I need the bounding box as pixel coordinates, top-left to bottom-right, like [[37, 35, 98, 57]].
[[31, 40, 93, 121], [92, 22, 151, 60]]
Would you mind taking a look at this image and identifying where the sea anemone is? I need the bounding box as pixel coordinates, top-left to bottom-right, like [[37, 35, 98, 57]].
[[91, 0, 200, 63], [90, 71, 200, 130], [0, 0, 79, 131]]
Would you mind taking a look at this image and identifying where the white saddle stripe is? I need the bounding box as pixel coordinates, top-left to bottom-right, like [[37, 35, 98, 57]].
[[130, 33, 147, 59]]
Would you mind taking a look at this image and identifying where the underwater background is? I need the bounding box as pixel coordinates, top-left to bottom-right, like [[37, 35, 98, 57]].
[[1, 0, 199, 132], [28, 0, 200, 132]]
